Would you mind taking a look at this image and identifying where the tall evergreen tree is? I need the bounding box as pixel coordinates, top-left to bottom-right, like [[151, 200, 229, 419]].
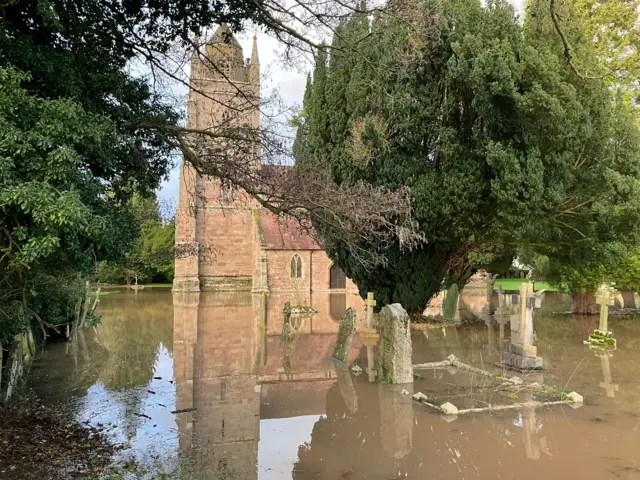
[[295, 0, 640, 312]]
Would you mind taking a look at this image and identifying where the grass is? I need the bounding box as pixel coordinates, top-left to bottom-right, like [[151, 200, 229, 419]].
[[494, 278, 565, 292]]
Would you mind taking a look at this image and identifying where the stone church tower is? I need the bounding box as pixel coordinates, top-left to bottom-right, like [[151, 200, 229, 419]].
[[174, 25, 261, 292]]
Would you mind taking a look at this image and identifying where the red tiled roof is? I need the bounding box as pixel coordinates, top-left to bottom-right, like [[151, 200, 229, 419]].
[[258, 209, 321, 250]]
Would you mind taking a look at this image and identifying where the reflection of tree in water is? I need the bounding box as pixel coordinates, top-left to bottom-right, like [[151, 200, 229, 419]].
[[95, 291, 173, 390], [30, 326, 108, 401], [32, 291, 174, 404]]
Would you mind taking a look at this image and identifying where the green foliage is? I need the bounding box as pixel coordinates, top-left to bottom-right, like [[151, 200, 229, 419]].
[[96, 195, 175, 285], [611, 247, 640, 291], [586, 329, 616, 347], [442, 284, 459, 322], [295, 0, 640, 311], [0, 67, 148, 341]]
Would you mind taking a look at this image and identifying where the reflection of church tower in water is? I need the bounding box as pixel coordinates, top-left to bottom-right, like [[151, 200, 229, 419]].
[[173, 291, 260, 479]]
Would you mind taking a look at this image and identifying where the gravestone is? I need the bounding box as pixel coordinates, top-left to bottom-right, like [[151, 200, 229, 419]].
[[500, 282, 544, 371], [620, 290, 637, 309], [361, 292, 380, 383], [586, 284, 616, 348], [442, 284, 459, 322], [482, 273, 499, 314], [494, 286, 510, 341], [4, 339, 24, 402], [509, 293, 520, 333], [332, 307, 357, 362], [379, 304, 413, 384]]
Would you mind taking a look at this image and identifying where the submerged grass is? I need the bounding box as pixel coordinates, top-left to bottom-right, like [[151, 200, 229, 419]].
[[494, 279, 565, 292]]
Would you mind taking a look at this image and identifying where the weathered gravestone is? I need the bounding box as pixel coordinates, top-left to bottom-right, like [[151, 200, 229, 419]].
[[495, 286, 510, 341], [442, 284, 459, 322], [361, 292, 380, 383], [482, 273, 499, 315], [379, 304, 413, 384], [332, 307, 357, 362], [500, 281, 544, 371]]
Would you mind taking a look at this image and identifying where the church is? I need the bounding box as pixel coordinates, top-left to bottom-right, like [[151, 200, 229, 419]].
[[173, 25, 358, 297]]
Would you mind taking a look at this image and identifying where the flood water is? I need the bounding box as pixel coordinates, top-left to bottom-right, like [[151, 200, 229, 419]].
[[28, 289, 640, 479]]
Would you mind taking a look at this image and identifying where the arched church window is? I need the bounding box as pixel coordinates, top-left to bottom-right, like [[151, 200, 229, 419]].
[[290, 254, 302, 279], [329, 263, 346, 289], [329, 293, 347, 322]]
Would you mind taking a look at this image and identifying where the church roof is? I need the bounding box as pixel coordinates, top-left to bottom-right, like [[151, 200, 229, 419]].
[[258, 210, 322, 250], [208, 23, 242, 48]]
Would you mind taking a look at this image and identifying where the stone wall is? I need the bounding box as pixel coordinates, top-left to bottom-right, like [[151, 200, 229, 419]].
[[266, 250, 313, 294]]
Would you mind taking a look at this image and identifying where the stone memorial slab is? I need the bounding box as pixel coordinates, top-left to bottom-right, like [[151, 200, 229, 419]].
[[379, 304, 413, 384], [332, 307, 357, 362]]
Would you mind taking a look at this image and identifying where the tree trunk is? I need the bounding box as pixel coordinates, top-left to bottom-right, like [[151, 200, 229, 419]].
[[572, 289, 598, 315]]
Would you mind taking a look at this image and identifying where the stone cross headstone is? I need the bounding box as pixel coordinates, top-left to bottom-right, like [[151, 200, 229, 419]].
[[596, 285, 615, 333], [500, 281, 544, 371], [366, 292, 376, 329], [332, 307, 357, 362], [598, 352, 619, 398], [587, 284, 617, 348], [379, 304, 413, 384]]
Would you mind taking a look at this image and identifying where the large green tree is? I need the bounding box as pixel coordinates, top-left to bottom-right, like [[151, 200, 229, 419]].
[[0, 67, 148, 341], [0, 0, 277, 341], [294, 0, 640, 312]]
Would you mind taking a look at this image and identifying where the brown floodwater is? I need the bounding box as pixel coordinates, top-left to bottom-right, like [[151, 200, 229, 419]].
[[28, 289, 640, 479]]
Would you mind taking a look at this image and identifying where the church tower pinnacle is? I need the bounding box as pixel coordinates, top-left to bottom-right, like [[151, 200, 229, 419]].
[[250, 35, 260, 84]]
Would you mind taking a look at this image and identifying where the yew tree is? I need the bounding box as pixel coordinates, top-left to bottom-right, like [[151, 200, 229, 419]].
[[294, 0, 640, 312]]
